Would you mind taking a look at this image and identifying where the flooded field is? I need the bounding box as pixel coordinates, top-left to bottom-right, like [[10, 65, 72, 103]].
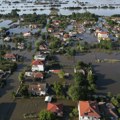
[[0, 0, 120, 16]]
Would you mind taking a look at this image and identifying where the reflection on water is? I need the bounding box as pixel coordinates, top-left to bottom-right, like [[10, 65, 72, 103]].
[[0, 20, 12, 28], [8, 26, 39, 34]]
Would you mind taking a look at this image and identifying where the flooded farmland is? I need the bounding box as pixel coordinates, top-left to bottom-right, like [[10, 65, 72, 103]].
[[0, 0, 120, 16]]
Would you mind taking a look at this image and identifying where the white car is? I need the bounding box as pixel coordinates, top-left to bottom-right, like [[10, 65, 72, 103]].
[[45, 96, 52, 103]]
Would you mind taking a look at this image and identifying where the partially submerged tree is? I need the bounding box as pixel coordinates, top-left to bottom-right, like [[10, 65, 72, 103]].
[[38, 110, 55, 120]]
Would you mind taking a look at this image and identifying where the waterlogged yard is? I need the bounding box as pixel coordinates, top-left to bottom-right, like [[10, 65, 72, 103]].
[[10, 98, 76, 120]]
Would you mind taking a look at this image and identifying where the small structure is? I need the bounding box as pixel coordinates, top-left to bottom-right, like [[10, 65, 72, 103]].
[[25, 71, 33, 77], [28, 83, 47, 96], [17, 42, 25, 50], [63, 34, 69, 41], [54, 32, 61, 39], [69, 31, 77, 37], [48, 28, 54, 33], [34, 54, 46, 61], [29, 24, 37, 29], [49, 69, 61, 74], [47, 103, 63, 117], [53, 20, 61, 26], [4, 37, 11, 42], [45, 96, 52, 103], [39, 44, 48, 51], [23, 32, 31, 37]]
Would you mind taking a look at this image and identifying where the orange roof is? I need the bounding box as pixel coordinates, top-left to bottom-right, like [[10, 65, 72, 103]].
[[32, 60, 43, 65], [78, 101, 101, 119], [47, 103, 63, 114], [98, 32, 108, 34]]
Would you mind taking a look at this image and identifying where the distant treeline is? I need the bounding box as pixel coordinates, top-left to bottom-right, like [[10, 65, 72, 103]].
[[112, 14, 120, 17]]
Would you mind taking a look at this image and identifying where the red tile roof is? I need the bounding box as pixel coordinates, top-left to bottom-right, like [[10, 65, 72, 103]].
[[50, 70, 61, 74], [32, 60, 43, 65], [4, 53, 16, 59], [78, 101, 101, 119], [47, 103, 63, 115], [33, 72, 43, 78], [63, 34, 69, 38]]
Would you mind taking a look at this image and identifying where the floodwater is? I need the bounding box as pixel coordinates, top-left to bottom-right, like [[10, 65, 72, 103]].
[[8, 26, 39, 34], [76, 52, 120, 94], [0, 20, 12, 28], [58, 51, 120, 94], [0, 0, 119, 16]]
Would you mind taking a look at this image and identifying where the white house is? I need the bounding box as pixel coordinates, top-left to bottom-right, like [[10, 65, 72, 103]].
[[97, 32, 109, 42], [95, 28, 101, 36], [31, 60, 44, 72]]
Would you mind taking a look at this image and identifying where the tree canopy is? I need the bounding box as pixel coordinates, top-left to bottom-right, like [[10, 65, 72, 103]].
[[38, 110, 55, 120]]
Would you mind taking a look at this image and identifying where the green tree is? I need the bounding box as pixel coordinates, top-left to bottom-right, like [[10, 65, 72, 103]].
[[35, 40, 40, 51], [27, 42, 32, 51], [87, 70, 94, 84], [68, 85, 80, 101], [38, 110, 55, 120], [107, 92, 113, 98], [18, 72, 24, 82], [19, 85, 28, 97], [53, 82, 63, 96], [58, 70, 65, 79], [49, 39, 60, 49], [11, 9, 19, 17], [99, 40, 112, 49], [74, 72, 85, 85], [67, 48, 76, 56], [76, 61, 86, 69], [11, 91, 16, 98], [111, 97, 119, 107]]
